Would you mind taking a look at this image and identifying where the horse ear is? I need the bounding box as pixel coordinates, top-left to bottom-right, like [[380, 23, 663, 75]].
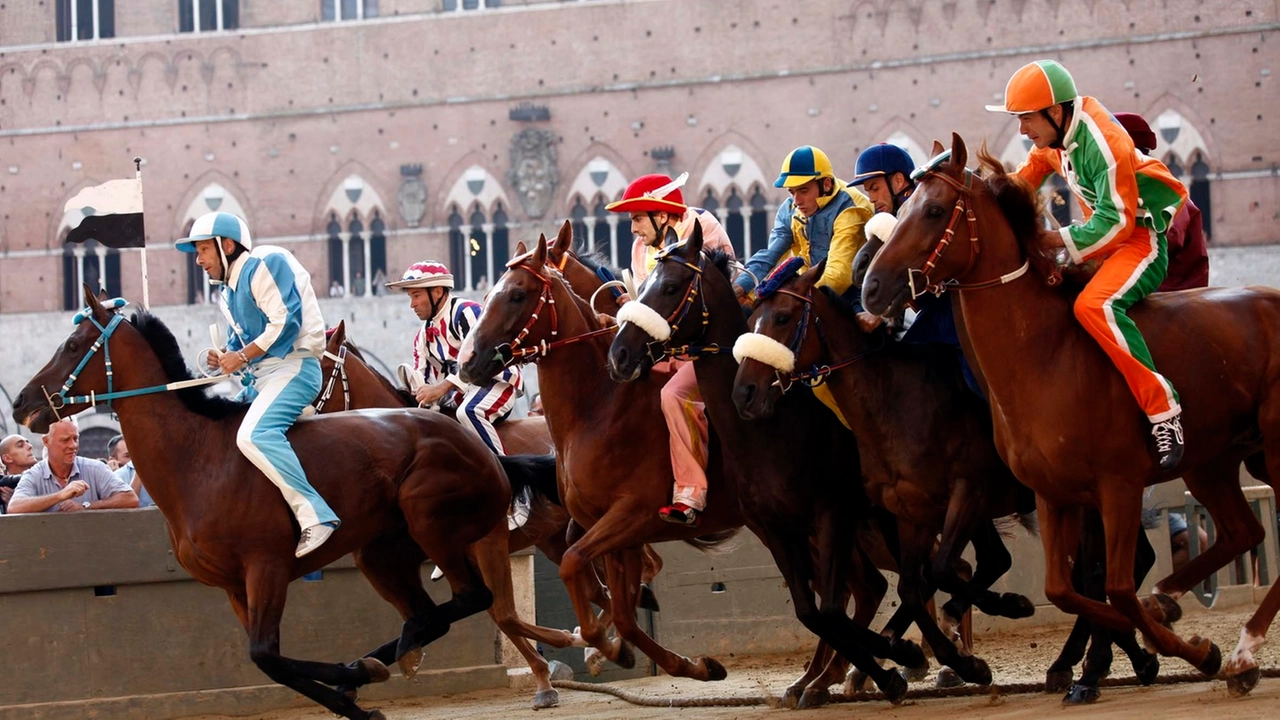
[[931, 139, 945, 157], [681, 220, 703, 259], [81, 283, 111, 323], [514, 240, 529, 257], [552, 220, 573, 255], [533, 231, 549, 267], [950, 133, 968, 177], [799, 259, 826, 290], [331, 320, 347, 346]]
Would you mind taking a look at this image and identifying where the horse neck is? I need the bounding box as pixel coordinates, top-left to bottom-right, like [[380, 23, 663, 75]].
[[806, 290, 897, 428], [108, 344, 227, 521], [689, 266, 751, 428], [953, 192, 1078, 405], [350, 357, 410, 409], [533, 275, 624, 433]]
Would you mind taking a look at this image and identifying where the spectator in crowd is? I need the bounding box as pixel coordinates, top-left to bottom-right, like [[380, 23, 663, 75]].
[[7, 420, 138, 514], [329, 279, 346, 298], [1, 433, 39, 514], [108, 434, 154, 508], [354, 271, 367, 297], [372, 268, 387, 296]]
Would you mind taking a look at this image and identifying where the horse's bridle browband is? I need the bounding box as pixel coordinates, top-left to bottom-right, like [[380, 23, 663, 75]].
[[768, 288, 885, 391], [491, 261, 618, 367], [311, 345, 351, 413], [908, 169, 1030, 299]]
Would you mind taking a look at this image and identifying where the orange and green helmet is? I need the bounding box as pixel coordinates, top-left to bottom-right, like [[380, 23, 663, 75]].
[[985, 60, 1078, 114]]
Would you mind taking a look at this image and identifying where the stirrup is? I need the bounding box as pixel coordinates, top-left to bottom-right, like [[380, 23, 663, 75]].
[[658, 502, 700, 526]]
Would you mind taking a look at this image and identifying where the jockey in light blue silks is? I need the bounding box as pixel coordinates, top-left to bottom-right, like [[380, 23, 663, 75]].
[[177, 211, 339, 558]]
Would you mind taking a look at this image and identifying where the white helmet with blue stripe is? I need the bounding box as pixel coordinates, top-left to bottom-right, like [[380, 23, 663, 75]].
[[175, 211, 252, 253]]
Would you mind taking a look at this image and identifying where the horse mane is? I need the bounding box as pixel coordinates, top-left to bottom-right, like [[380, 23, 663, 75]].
[[570, 249, 623, 279], [130, 311, 248, 420], [705, 248, 733, 281], [975, 146, 1047, 271], [341, 338, 418, 406]]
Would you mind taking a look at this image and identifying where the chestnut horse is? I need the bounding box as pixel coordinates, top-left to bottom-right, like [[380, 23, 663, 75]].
[[863, 134, 1280, 694], [460, 224, 746, 685], [12, 287, 560, 719], [606, 223, 932, 702]]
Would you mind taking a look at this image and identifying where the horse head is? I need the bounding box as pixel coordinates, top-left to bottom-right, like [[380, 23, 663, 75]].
[[732, 260, 826, 420], [606, 220, 710, 383], [458, 227, 563, 385], [13, 284, 137, 433], [862, 134, 976, 316]]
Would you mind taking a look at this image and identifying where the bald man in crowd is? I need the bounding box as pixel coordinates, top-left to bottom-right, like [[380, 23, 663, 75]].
[[1, 434, 38, 513], [7, 420, 137, 514]]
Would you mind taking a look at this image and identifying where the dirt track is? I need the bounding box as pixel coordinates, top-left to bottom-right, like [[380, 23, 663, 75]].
[[193, 607, 1280, 720]]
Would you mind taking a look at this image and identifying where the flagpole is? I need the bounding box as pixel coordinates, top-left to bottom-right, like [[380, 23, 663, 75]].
[[134, 157, 150, 308]]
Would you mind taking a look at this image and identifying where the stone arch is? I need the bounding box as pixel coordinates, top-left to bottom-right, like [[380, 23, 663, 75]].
[[440, 162, 511, 220]]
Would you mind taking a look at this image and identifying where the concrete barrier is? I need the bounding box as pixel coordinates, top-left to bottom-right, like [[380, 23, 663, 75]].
[[0, 508, 524, 720]]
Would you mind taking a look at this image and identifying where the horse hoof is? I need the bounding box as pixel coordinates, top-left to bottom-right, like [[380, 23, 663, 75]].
[[1134, 653, 1160, 686], [782, 685, 803, 709], [703, 657, 728, 681], [364, 711, 387, 720], [548, 659, 575, 682], [1194, 638, 1223, 676], [584, 646, 605, 677], [936, 667, 965, 689], [1001, 592, 1036, 619], [1145, 592, 1182, 626], [1062, 683, 1100, 705], [1044, 668, 1074, 693], [797, 687, 830, 709], [1227, 666, 1261, 698], [533, 689, 560, 709], [359, 657, 391, 684], [961, 657, 993, 686], [638, 583, 661, 613], [879, 668, 909, 705], [397, 646, 424, 680], [890, 637, 926, 670], [903, 660, 930, 683], [615, 641, 637, 670]]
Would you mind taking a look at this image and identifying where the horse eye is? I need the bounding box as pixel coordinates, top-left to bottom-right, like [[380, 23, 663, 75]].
[[661, 282, 679, 296], [774, 312, 791, 325], [509, 290, 526, 304], [926, 204, 945, 218]]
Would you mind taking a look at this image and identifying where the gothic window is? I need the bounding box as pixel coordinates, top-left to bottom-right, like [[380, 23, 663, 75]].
[[749, 187, 769, 257], [369, 211, 388, 293], [1190, 152, 1212, 242], [327, 213, 345, 292], [701, 189, 720, 214], [62, 240, 120, 311], [1164, 154, 1185, 180], [724, 188, 745, 258], [322, 0, 378, 21], [57, 0, 115, 42], [592, 197, 611, 256], [348, 217, 367, 296], [448, 205, 466, 282], [178, 0, 238, 32], [492, 204, 510, 280]]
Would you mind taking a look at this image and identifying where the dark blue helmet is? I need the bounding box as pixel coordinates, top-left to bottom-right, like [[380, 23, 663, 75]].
[[850, 144, 916, 187]]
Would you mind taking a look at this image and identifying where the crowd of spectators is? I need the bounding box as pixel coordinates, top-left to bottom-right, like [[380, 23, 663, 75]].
[[0, 421, 150, 515]]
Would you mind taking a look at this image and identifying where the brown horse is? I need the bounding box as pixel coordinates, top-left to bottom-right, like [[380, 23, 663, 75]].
[[862, 134, 1280, 694], [733, 258, 1039, 683], [315, 321, 664, 619], [606, 223, 937, 702], [460, 223, 744, 685], [11, 286, 562, 719]]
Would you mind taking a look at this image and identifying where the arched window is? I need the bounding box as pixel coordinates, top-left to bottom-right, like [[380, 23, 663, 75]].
[[724, 188, 745, 258], [592, 197, 611, 256], [348, 217, 367, 296], [469, 204, 489, 292], [748, 187, 769, 258], [569, 197, 589, 253], [492, 203, 510, 278], [448, 205, 466, 282], [1190, 152, 1212, 242], [1164, 154, 1185, 180], [326, 213, 345, 296]]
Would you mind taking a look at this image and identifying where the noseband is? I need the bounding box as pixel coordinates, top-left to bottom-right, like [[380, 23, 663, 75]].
[[311, 344, 351, 413], [762, 288, 885, 392], [489, 261, 618, 368]]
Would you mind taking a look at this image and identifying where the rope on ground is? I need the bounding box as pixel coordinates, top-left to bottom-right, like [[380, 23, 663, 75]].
[[552, 667, 1280, 708]]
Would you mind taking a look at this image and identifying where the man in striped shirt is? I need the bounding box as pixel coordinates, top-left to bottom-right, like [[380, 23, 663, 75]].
[[988, 60, 1188, 470]]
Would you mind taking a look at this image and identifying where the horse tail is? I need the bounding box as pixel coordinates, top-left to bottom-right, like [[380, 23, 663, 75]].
[[498, 453, 561, 505], [682, 527, 742, 554]]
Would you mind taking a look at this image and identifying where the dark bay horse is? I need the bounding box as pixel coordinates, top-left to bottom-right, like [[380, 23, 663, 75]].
[[459, 223, 743, 685], [12, 287, 557, 719], [862, 134, 1280, 694], [605, 223, 932, 703], [732, 259, 1039, 680]]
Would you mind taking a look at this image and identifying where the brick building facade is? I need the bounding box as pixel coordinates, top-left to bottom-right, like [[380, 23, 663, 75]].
[[0, 0, 1276, 313]]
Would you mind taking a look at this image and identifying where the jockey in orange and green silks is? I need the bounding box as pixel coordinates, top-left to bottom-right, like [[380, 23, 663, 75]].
[[988, 59, 1189, 471]]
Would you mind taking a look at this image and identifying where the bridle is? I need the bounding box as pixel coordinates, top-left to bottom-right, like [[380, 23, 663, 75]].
[[765, 288, 885, 392], [905, 167, 1029, 300], [488, 260, 618, 368], [41, 300, 232, 419], [310, 344, 351, 413], [622, 246, 732, 363]]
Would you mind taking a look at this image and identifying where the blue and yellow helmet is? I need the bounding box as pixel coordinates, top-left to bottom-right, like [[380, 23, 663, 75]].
[[774, 146, 834, 189]]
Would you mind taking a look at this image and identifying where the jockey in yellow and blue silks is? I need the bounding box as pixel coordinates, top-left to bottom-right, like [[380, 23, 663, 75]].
[[733, 145, 875, 307], [177, 211, 339, 559]]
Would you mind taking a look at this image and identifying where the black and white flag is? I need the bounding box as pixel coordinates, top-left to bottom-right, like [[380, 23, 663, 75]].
[[63, 177, 145, 248]]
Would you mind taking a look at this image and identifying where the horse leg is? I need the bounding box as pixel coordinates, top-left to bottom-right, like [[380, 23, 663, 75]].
[[1224, 433, 1280, 696], [949, 518, 1034, 622], [1097, 481, 1222, 675], [784, 642, 837, 709], [236, 566, 386, 720], [1155, 463, 1266, 604], [638, 543, 663, 612], [756, 525, 909, 703], [473, 525, 578, 709], [896, 520, 991, 686], [558, 508, 652, 668], [801, 543, 887, 707]]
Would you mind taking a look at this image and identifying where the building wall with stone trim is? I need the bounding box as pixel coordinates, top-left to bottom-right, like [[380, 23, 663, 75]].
[[0, 0, 1275, 313]]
